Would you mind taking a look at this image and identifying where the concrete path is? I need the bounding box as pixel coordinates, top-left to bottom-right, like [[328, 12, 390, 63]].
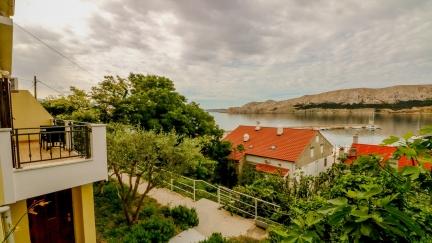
[[121, 176, 267, 243]]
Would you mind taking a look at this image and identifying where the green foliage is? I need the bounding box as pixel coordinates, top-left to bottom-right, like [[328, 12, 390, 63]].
[[202, 139, 238, 187], [166, 205, 199, 230], [123, 216, 176, 243], [261, 129, 432, 242], [200, 233, 226, 243], [107, 124, 211, 224], [200, 233, 262, 243], [95, 181, 196, 242], [42, 73, 222, 138], [238, 164, 264, 186], [41, 86, 100, 122]]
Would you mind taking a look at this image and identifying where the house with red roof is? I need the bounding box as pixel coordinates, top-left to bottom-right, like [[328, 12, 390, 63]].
[[223, 125, 335, 176], [345, 142, 432, 170]]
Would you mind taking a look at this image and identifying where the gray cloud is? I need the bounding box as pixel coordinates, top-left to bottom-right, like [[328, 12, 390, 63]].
[[12, 0, 432, 107]]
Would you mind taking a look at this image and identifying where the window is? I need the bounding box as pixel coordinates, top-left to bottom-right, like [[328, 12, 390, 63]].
[[320, 144, 324, 154], [324, 158, 328, 167], [315, 135, 319, 143], [310, 147, 314, 158]]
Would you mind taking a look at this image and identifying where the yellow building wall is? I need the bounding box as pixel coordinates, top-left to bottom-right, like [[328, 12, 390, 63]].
[[0, 20, 13, 73], [72, 184, 97, 243], [10, 200, 31, 243], [11, 90, 53, 129], [0, 0, 15, 17]]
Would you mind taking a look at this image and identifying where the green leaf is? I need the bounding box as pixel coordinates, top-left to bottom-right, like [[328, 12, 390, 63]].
[[402, 132, 414, 141], [382, 136, 400, 145], [328, 197, 348, 206], [305, 212, 322, 227], [383, 206, 425, 236], [360, 223, 372, 236], [419, 126, 432, 135], [373, 193, 399, 207], [401, 166, 420, 180]]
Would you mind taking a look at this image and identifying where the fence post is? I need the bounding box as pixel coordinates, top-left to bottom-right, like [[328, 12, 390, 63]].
[[193, 180, 196, 201], [254, 198, 258, 220], [217, 186, 221, 205], [170, 178, 174, 191]]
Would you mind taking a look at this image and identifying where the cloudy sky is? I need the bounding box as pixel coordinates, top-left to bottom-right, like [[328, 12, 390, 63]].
[[12, 0, 432, 108]]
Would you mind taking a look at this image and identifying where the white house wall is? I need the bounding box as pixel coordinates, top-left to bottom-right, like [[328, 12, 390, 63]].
[[0, 124, 108, 205], [299, 154, 337, 176], [245, 154, 296, 171]]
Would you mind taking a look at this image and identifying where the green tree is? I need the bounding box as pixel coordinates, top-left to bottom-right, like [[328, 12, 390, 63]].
[[90, 75, 129, 123], [41, 86, 100, 122], [107, 124, 210, 225]]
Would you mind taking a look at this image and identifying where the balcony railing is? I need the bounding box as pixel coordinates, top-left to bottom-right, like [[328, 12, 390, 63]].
[[10, 123, 92, 168]]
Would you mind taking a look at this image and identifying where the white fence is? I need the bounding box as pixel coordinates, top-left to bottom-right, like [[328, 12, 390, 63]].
[[163, 173, 284, 227]]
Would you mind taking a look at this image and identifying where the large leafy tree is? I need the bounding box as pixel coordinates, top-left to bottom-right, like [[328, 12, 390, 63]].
[[43, 73, 223, 139], [41, 86, 100, 122], [107, 124, 209, 225]]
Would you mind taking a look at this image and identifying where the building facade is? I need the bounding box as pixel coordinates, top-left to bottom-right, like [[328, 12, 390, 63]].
[[224, 125, 336, 177], [0, 2, 108, 242]]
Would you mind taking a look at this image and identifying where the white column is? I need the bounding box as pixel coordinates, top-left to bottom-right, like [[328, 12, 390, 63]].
[[0, 128, 16, 205], [89, 124, 108, 181]]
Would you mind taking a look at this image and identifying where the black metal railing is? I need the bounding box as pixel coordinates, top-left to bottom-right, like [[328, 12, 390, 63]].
[[10, 124, 92, 168]]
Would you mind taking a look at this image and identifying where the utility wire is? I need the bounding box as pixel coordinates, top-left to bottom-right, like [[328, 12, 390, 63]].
[[13, 22, 99, 82], [37, 79, 66, 95]]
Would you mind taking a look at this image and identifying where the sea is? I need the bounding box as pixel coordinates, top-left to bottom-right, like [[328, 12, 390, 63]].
[[209, 112, 432, 147]]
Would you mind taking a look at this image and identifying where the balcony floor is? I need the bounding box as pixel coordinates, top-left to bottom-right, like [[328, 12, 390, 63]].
[[16, 141, 80, 168]]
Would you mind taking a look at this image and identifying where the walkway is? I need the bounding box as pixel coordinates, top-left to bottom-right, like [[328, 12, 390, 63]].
[[122, 176, 267, 243]]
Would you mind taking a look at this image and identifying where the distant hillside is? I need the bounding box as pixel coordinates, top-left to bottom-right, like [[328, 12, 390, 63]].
[[228, 85, 432, 114]]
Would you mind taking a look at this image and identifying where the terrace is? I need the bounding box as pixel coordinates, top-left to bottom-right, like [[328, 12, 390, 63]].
[[0, 119, 107, 204], [10, 120, 91, 168]]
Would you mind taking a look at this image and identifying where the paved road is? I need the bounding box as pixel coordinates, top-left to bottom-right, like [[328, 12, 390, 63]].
[[122, 176, 267, 243]]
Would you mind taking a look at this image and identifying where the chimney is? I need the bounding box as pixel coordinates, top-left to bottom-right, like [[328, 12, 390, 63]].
[[243, 133, 250, 142], [255, 121, 261, 131], [277, 125, 283, 136], [353, 134, 359, 144]]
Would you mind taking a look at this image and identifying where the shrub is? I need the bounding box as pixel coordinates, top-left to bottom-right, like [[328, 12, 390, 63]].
[[123, 216, 176, 243], [200, 234, 260, 243], [169, 205, 199, 230], [200, 233, 226, 243]]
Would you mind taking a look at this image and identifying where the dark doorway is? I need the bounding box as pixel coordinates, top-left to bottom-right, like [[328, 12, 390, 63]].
[[27, 189, 75, 243], [0, 77, 12, 128]]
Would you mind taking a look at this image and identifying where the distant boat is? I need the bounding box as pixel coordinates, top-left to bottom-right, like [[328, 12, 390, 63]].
[[366, 110, 378, 130]]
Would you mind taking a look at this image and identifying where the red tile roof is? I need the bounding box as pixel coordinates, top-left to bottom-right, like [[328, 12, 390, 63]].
[[224, 125, 317, 162], [255, 164, 289, 176], [346, 143, 431, 170]]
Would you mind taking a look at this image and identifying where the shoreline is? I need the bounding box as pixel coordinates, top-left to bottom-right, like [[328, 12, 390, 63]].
[[222, 107, 432, 115]]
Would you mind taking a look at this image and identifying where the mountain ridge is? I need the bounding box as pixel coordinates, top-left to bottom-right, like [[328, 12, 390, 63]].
[[228, 84, 432, 114]]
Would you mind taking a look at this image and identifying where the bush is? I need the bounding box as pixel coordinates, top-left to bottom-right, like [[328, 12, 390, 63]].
[[123, 216, 176, 243], [169, 205, 199, 230], [200, 233, 260, 243], [200, 233, 226, 243]]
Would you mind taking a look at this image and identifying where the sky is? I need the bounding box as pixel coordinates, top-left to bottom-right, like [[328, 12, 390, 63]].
[[11, 0, 432, 109]]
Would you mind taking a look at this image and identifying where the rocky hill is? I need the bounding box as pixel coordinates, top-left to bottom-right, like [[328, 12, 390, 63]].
[[228, 85, 432, 114]]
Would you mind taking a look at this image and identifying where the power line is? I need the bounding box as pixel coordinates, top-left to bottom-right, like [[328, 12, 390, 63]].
[[13, 22, 99, 82], [37, 79, 66, 95]]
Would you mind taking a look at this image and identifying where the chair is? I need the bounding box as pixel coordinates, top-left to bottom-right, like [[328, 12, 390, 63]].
[[40, 125, 66, 150]]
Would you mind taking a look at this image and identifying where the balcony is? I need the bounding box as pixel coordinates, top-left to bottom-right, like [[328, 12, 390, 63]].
[[0, 121, 108, 205], [10, 122, 91, 168]]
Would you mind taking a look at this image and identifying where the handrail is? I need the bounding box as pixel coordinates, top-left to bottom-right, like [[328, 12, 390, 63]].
[[10, 124, 92, 168], [163, 171, 284, 226]]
